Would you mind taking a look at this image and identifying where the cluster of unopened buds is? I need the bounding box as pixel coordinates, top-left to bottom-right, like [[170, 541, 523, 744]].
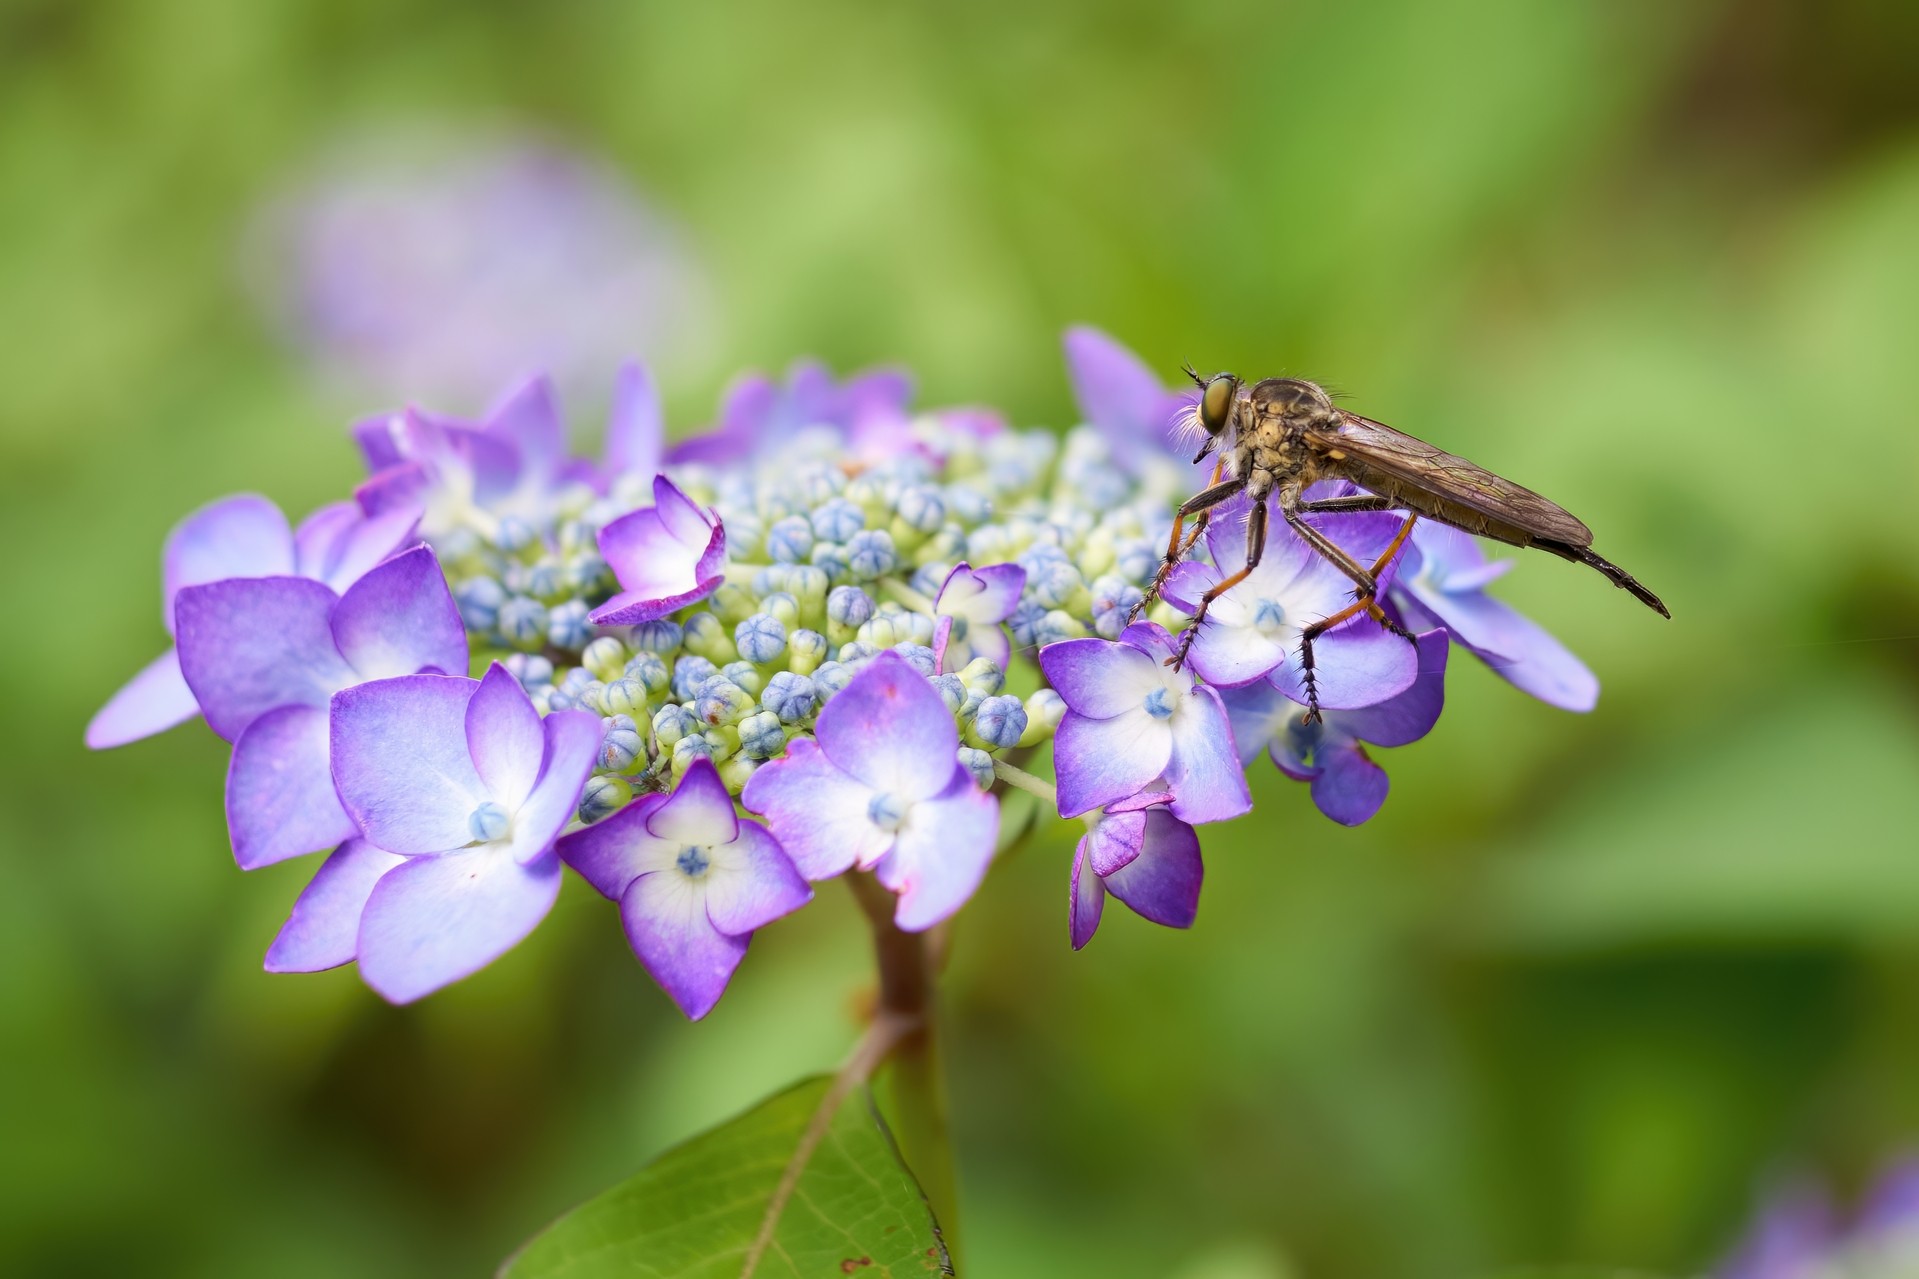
[[90, 328, 1602, 1018]]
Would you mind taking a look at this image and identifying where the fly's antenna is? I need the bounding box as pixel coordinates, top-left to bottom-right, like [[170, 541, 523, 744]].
[[1181, 362, 1207, 389]]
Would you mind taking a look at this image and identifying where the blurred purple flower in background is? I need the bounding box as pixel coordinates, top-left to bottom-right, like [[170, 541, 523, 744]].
[[253, 131, 714, 414], [1062, 325, 1197, 479], [1718, 1159, 1919, 1278]]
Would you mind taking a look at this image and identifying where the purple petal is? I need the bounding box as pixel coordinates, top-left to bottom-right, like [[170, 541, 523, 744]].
[[619, 870, 747, 1020], [291, 502, 359, 579], [1269, 621, 1421, 712], [226, 703, 358, 869], [1052, 710, 1172, 819], [703, 820, 813, 936], [330, 674, 486, 855], [646, 757, 739, 847], [813, 652, 960, 803], [937, 562, 1027, 625], [1163, 685, 1252, 824], [872, 775, 998, 932], [557, 794, 671, 899], [87, 648, 200, 749], [353, 414, 407, 472], [1063, 326, 1165, 442], [603, 360, 663, 478], [1102, 807, 1203, 928], [740, 738, 889, 879], [1715, 1180, 1833, 1279], [1410, 586, 1597, 712], [329, 546, 467, 681], [486, 375, 565, 482], [1181, 613, 1289, 688], [356, 847, 562, 1003], [1084, 808, 1148, 877], [931, 614, 955, 674], [354, 462, 431, 520], [174, 576, 353, 741], [592, 480, 726, 625], [1069, 839, 1106, 950], [466, 663, 545, 811], [265, 839, 404, 973], [1859, 1158, 1919, 1237], [1338, 629, 1449, 746], [162, 494, 295, 628], [1216, 679, 1294, 768], [502, 709, 601, 864], [838, 367, 915, 424], [1037, 637, 1164, 721], [1308, 742, 1390, 826], [307, 506, 422, 593]]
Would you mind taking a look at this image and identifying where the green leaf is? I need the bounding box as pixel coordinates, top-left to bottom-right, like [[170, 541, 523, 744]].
[[501, 1074, 952, 1279]]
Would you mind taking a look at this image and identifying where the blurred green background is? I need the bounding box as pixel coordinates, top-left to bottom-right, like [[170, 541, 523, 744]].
[[6, 0, 1919, 1275]]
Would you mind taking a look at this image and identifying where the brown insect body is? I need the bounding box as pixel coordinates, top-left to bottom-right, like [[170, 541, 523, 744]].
[[1138, 371, 1668, 719]]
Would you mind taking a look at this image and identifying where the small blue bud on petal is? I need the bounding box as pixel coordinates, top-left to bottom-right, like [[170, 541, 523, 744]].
[[866, 791, 909, 832], [468, 801, 511, 844], [1142, 686, 1175, 719]]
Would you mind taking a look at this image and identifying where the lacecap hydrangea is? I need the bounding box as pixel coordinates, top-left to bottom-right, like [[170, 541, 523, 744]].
[[89, 327, 1605, 1017]]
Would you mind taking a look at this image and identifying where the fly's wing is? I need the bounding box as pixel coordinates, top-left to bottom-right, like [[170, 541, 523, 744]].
[[1309, 412, 1593, 546]]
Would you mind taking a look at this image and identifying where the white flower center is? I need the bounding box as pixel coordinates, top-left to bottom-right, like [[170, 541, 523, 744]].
[[468, 801, 511, 844], [1253, 598, 1288, 638], [867, 791, 910, 833]]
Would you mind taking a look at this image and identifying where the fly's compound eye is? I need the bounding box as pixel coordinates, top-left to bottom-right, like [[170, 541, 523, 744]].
[[1200, 375, 1237, 436]]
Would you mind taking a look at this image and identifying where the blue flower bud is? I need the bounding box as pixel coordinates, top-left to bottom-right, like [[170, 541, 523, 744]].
[[836, 641, 880, 669], [894, 485, 945, 533], [695, 677, 755, 726], [671, 734, 715, 773], [946, 485, 992, 525], [558, 666, 594, 695], [811, 498, 865, 542], [546, 600, 593, 651], [968, 694, 1027, 750], [813, 660, 853, 700], [556, 518, 596, 556], [497, 596, 548, 651], [504, 653, 555, 689], [759, 591, 800, 630], [631, 619, 684, 654], [601, 676, 648, 719], [844, 529, 898, 580], [682, 611, 737, 664], [892, 643, 937, 677], [826, 585, 876, 628], [468, 801, 511, 843], [719, 661, 764, 696], [527, 559, 567, 602], [670, 655, 718, 701], [766, 515, 815, 563], [565, 554, 610, 594], [1022, 557, 1084, 609], [957, 746, 995, 790], [761, 671, 819, 723], [909, 564, 949, 599], [494, 516, 537, 555], [737, 710, 786, 760], [809, 542, 850, 582], [787, 628, 828, 675], [734, 612, 787, 664], [708, 584, 755, 627], [623, 651, 670, 697], [785, 565, 830, 611], [653, 702, 700, 746], [718, 755, 760, 794], [581, 636, 628, 682], [599, 715, 645, 772], [1006, 600, 1046, 648], [798, 465, 845, 506], [1034, 610, 1089, 646], [957, 656, 1004, 697], [929, 672, 967, 714], [577, 774, 631, 824], [576, 680, 609, 715], [1019, 688, 1067, 746], [455, 576, 506, 632]]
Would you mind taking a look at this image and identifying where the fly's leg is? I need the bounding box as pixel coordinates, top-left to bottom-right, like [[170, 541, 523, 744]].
[[1296, 493, 1396, 514], [1166, 498, 1266, 672], [1127, 470, 1244, 625], [1283, 505, 1423, 722]]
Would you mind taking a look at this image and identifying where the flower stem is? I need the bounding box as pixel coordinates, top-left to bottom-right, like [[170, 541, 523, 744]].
[[991, 757, 1058, 805], [843, 873, 961, 1266]]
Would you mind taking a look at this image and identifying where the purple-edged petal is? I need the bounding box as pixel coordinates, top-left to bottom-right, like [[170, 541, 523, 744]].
[[1268, 621, 1421, 712], [226, 703, 358, 869], [1052, 710, 1172, 819], [1084, 808, 1148, 877], [1217, 679, 1294, 768], [467, 663, 546, 811], [162, 494, 296, 628], [603, 360, 663, 478], [740, 738, 890, 880], [1037, 637, 1164, 721], [557, 794, 671, 899], [330, 674, 486, 855], [1180, 613, 1288, 688], [620, 869, 747, 1020], [931, 614, 956, 674], [310, 507, 422, 593], [1163, 686, 1252, 824], [1339, 629, 1449, 746], [353, 414, 407, 473], [486, 375, 565, 482], [86, 648, 200, 748], [356, 846, 562, 1003], [1308, 743, 1390, 826], [1069, 840, 1105, 951], [329, 546, 467, 681], [873, 775, 998, 932], [354, 462, 432, 520], [813, 653, 959, 803], [264, 839, 405, 973], [292, 502, 360, 579], [592, 478, 726, 625], [937, 562, 1027, 624], [502, 709, 601, 864], [1410, 586, 1596, 712], [1103, 807, 1203, 927], [703, 820, 813, 936], [646, 757, 740, 847], [174, 576, 352, 741]]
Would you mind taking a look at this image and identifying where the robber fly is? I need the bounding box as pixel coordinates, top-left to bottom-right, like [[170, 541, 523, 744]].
[[1133, 371, 1669, 721]]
